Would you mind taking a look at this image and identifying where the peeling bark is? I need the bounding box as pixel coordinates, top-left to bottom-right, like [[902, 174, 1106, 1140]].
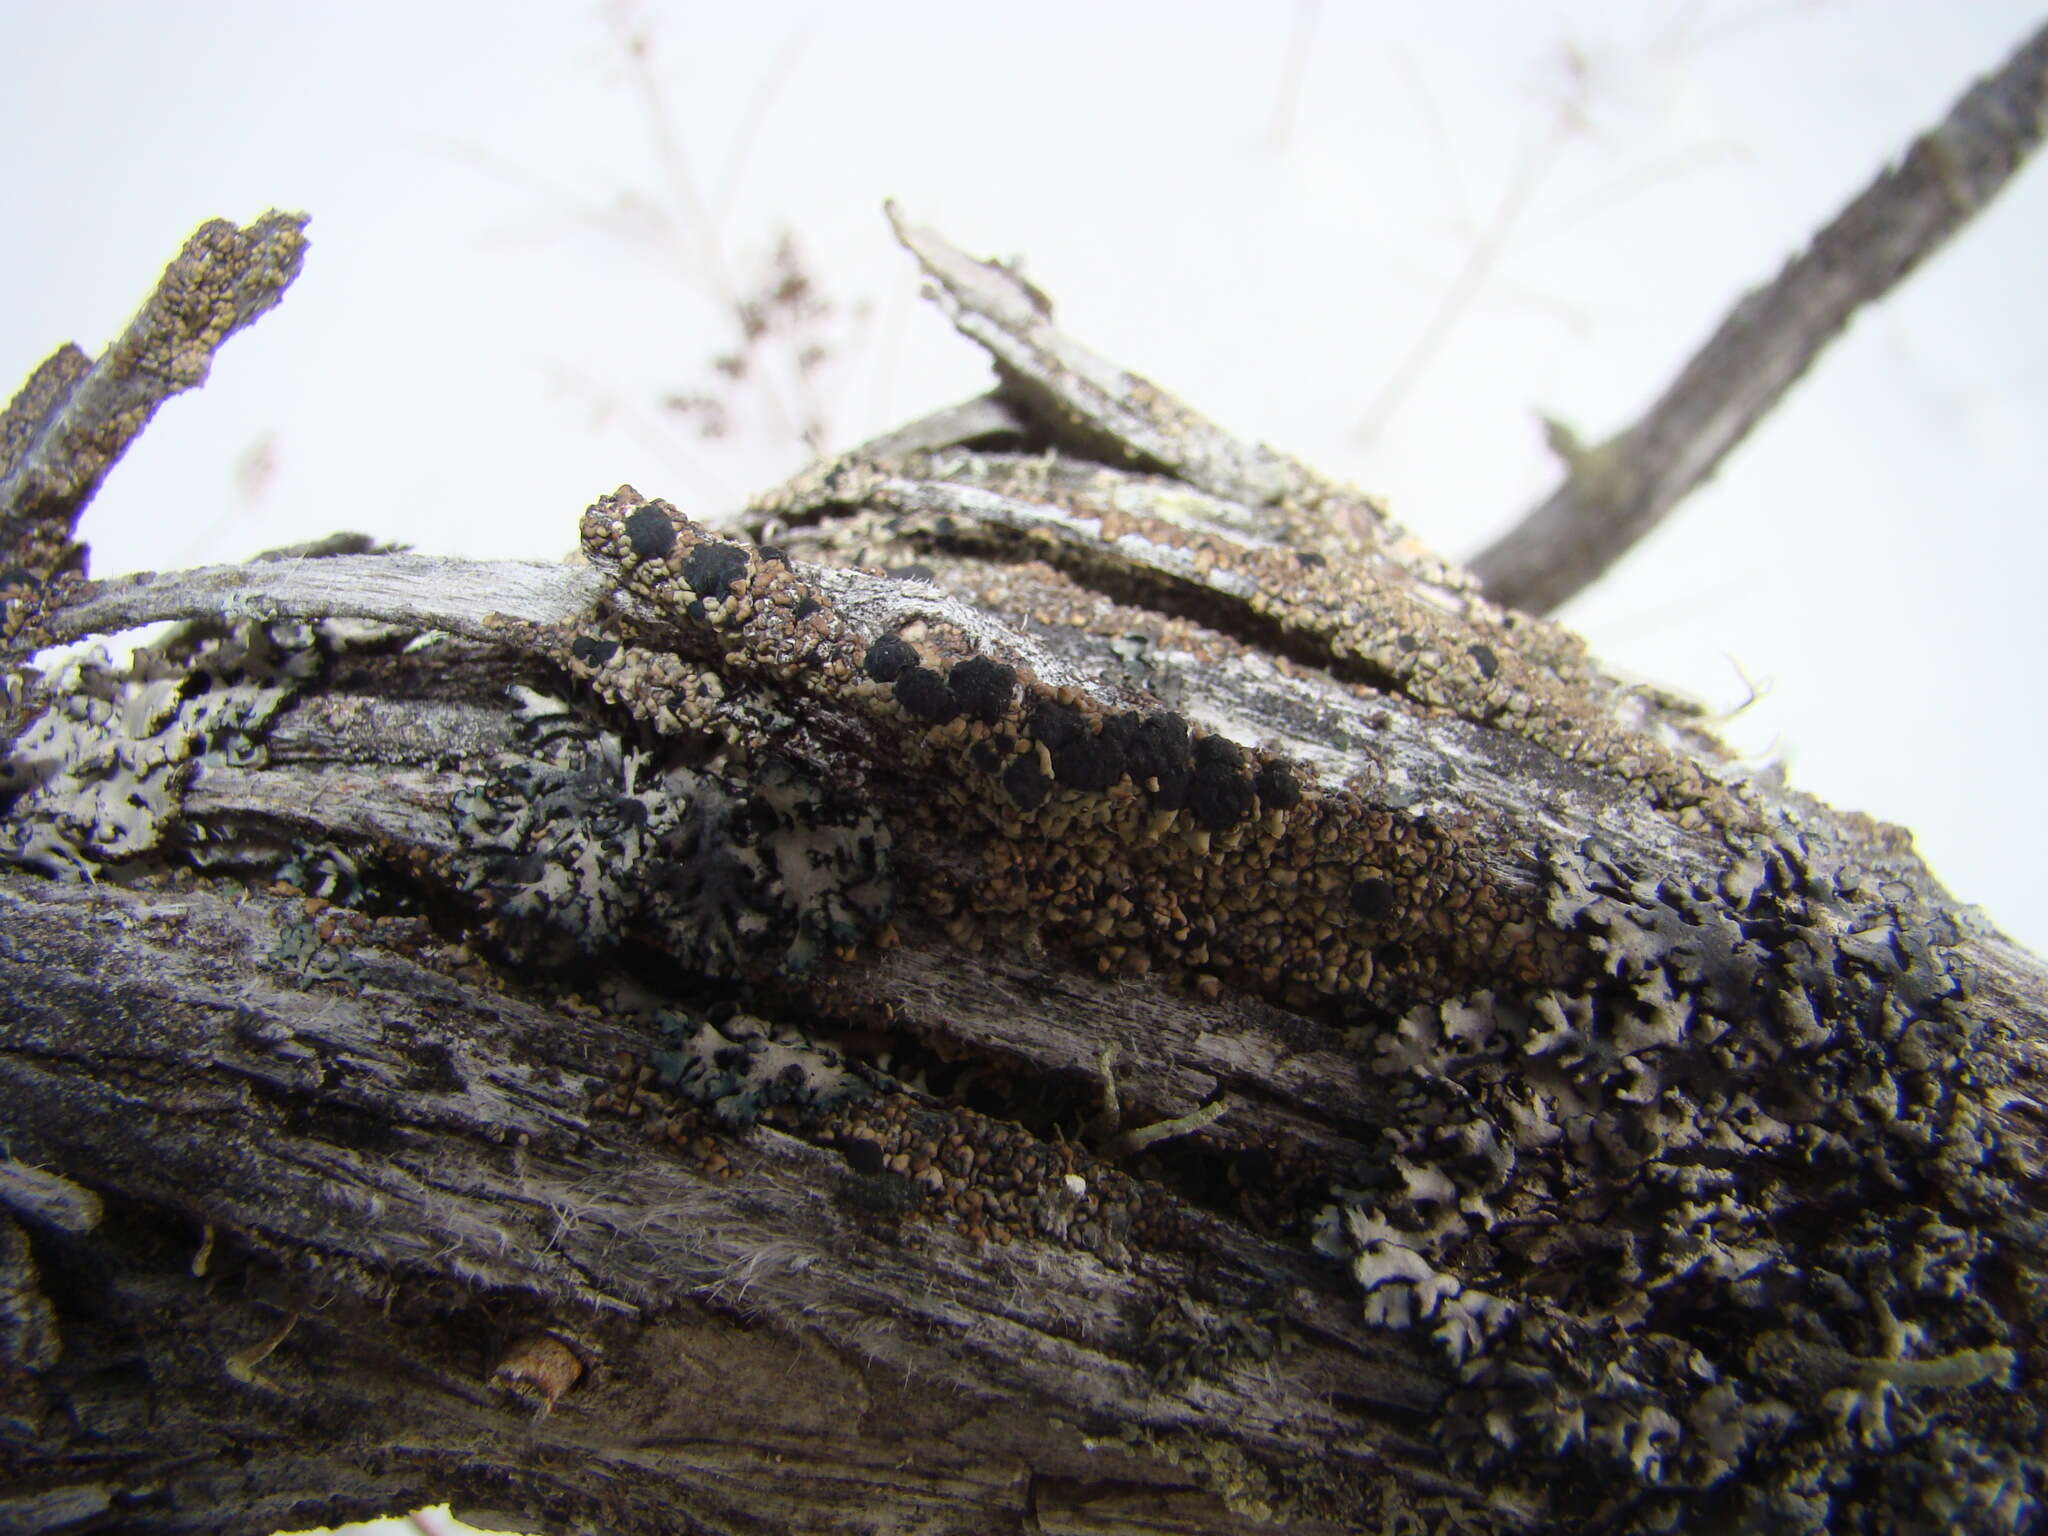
[[1, 210, 2044, 1536]]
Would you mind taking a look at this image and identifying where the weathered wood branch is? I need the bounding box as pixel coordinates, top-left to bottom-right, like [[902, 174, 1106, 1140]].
[[0, 212, 308, 586], [1, 208, 2044, 1536], [1470, 19, 2048, 615]]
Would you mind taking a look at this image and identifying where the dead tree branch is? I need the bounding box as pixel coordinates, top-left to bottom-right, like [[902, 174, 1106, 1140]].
[[0, 204, 2043, 1536], [1469, 20, 2048, 615], [0, 212, 307, 586]]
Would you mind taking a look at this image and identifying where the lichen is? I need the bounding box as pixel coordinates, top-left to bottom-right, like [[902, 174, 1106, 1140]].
[[566, 488, 1565, 1013], [1, 619, 321, 874], [12, 210, 2036, 1536], [743, 450, 1737, 818], [446, 692, 891, 977], [649, 1008, 871, 1128], [1318, 833, 2041, 1532]]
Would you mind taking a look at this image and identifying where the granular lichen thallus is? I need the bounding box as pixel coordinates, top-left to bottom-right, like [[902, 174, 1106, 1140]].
[[564, 423, 2038, 1531], [4, 208, 2041, 1536]]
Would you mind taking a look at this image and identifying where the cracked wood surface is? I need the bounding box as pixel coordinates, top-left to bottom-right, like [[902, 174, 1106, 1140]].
[[1470, 19, 2048, 614], [1, 212, 2045, 1536]]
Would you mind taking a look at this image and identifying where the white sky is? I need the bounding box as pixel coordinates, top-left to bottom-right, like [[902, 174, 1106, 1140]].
[[3, 1, 2044, 956]]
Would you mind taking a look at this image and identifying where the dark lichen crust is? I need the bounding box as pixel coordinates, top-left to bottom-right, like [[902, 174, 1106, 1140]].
[[571, 488, 1570, 1013], [567, 485, 2044, 1533], [1323, 832, 2039, 1532]]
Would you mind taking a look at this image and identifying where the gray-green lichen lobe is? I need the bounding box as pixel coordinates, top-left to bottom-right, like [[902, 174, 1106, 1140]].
[[445, 685, 891, 979], [2, 619, 322, 875], [1326, 831, 2040, 1531], [649, 1008, 871, 1128], [561, 483, 2048, 1527]]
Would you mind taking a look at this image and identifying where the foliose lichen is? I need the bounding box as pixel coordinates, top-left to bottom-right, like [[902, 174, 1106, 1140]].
[[1319, 833, 2040, 1532], [1, 619, 321, 874], [447, 693, 891, 977], [650, 1008, 872, 1128]]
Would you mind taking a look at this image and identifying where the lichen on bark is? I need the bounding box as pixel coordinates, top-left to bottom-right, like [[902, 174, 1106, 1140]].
[[0, 211, 2043, 1536]]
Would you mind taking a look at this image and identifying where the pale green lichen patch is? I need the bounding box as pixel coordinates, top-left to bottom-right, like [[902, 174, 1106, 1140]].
[[1, 620, 320, 874]]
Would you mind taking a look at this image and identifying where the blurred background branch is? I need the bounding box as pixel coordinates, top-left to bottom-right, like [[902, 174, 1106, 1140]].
[[1470, 17, 2048, 614]]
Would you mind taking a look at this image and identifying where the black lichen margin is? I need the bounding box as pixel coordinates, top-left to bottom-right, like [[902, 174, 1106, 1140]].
[[893, 666, 958, 724], [1125, 712, 1194, 809], [1027, 697, 1083, 756], [1029, 697, 1126, 793], [1001, 754, 1051, 811], [624, 503, 678, 560], [1348, 877, 1394, 922], [683, 541, 752, 600], [863, 633, 918, 684], [1254, 759, 1301, 811], [947, 656, 1016, 726], [1188, 734, 1254, 831], [1055, 730, 1124, 793]]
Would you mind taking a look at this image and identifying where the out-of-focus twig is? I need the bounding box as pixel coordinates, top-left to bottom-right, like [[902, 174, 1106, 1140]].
[[1353, 47, 1591, 447], [1268, 0, 1321, 153], [609, 8, 812, 449], [0, 212, 308, 582], [712, 23, 812, 224], [1470, 21, 2048, 616]]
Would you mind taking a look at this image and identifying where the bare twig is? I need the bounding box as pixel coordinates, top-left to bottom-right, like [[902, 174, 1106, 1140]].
[[711, 23, 813, 224], [47, 553, 605, 646], [1267, 0, 1321, 153], [1354, 50, 1589, 447], [0, 1160, 104, 1233], [1470, 20, 2048, 615], [608, 8, 812, 449], [839, 390, 1029, 461]]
